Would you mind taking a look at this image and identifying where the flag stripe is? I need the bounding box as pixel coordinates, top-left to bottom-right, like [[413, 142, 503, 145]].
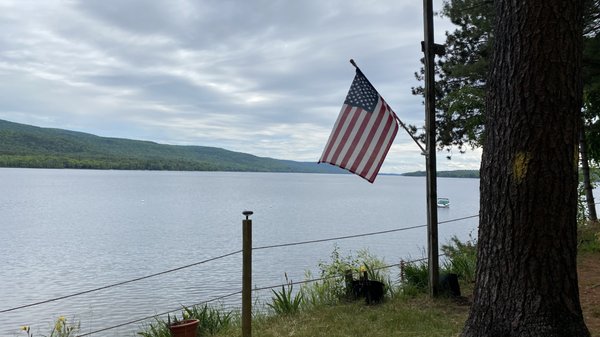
[[328, 107, 365, 165], [357, 108, 395, 179], [319, 104, 353, 163], [361, 112, 398, 182], [339, 99, 383, 169], [339, 109, 375, 167], [348, 99, 387, 173], [367, 120, 398, 182]]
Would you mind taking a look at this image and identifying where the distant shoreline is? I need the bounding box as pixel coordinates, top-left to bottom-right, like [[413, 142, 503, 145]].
[[0, 118, 345, 174], [398, 170, 480, 179]]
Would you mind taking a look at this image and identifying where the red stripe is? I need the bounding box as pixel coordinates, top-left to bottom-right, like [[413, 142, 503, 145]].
[[359, 111, 396, 180], [338, 107, 374, 168], [319, 104, 353, 163], [328, 107, 363, 165], [348, 102, 387, 173], [368, 125, 398, 182]]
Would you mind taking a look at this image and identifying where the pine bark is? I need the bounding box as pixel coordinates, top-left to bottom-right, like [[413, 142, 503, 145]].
[[462, 0, 591, 336]]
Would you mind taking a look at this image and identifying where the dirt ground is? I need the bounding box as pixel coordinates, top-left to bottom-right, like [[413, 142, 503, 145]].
[[579, 252, 600, 336]]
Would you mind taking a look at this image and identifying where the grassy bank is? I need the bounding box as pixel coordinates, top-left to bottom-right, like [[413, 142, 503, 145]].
[[211, 252, 600, 337], [134, 231, 599, 337], [215, 295, 469, 337]]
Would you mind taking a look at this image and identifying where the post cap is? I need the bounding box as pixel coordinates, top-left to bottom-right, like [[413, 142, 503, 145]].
[[242, 210, 253, 219]]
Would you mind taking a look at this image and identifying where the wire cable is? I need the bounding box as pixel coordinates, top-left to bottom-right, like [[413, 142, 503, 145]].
[[253, 223, 427, 250], [75, 290, 242, 337], [254, 214, 478, 251], [439, 214, 479, 224], [0, 250, 242, 314], [74, 255, 443, 336], [2, 214, 479, 314], [252, 256, 432, 293]]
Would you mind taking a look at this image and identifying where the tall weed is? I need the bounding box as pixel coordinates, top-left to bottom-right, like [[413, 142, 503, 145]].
[[19, 317, 80, 337], [267, 274, 304, 315]]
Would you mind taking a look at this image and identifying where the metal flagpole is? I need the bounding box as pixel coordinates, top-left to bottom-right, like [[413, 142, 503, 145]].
[[422, 0, 444, 297]]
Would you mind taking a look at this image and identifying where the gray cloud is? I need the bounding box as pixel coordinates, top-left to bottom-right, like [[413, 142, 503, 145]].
[[0, 0, 480, 173]]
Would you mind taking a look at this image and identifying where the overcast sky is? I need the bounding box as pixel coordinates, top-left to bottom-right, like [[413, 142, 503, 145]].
[[0, 0, 482, 173]]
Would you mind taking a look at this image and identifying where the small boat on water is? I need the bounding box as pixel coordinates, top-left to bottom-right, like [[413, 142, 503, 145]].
[[437, 197, 450, 208]]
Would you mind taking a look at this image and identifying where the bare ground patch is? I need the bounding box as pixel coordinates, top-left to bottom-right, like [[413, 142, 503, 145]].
[[579, 252, 600, 336]]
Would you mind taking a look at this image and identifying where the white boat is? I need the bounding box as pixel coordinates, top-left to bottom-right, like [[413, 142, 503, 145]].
[[437, 197, 450, 208]]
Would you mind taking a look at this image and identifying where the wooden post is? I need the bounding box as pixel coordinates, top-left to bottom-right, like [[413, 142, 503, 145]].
[[242, 211, 253, 337], [423, 0, 440, 298]]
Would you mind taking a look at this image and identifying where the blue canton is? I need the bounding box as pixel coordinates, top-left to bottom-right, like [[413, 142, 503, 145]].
[[344, 70, 379, 113]]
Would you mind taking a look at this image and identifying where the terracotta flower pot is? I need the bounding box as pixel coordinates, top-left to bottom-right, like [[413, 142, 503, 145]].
[[169, 319, 199, 337]]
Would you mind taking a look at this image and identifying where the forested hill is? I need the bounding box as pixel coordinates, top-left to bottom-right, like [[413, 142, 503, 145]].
[[0, 119, 344, 173], [402, 170, 480, 178]]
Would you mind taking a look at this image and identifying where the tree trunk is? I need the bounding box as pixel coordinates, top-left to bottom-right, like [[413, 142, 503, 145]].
[[580, 126, 598, 221], [462, 1, 590, 336]]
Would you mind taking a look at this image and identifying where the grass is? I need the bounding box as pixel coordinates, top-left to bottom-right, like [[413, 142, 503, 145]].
[[208, 239, 477, 337], [209, 253, 600, 337], [212, 295, 468, 337], [208, 235, 600, 337], [578, 220, 600, 253]]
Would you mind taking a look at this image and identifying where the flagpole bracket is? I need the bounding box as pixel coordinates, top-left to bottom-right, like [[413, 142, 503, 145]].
[[420, 42, 446, 56]]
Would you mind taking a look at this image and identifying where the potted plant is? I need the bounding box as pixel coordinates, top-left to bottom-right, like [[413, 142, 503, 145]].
[[167, 315, 199, 337]]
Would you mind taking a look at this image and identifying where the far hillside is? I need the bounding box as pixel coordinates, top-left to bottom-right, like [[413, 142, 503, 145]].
[[0, 119, 345, 174], [402, 170, 480, 178]]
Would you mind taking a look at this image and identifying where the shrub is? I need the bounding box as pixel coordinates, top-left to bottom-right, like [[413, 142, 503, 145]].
[[399, 236, 478, 295], [399, 260, 429, 296], [441, 235, 477, 284], [301, 245, 393, 307]]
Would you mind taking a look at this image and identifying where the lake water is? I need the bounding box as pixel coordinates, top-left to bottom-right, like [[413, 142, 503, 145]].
[[0, 168, 480, 337]]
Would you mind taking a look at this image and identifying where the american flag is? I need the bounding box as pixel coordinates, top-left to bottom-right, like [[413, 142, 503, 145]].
[[319, 69, 399, 183]]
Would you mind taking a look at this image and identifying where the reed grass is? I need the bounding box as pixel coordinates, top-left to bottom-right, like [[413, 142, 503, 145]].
[[137, 304, 232, 337], [266, 274, 304, 315]]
